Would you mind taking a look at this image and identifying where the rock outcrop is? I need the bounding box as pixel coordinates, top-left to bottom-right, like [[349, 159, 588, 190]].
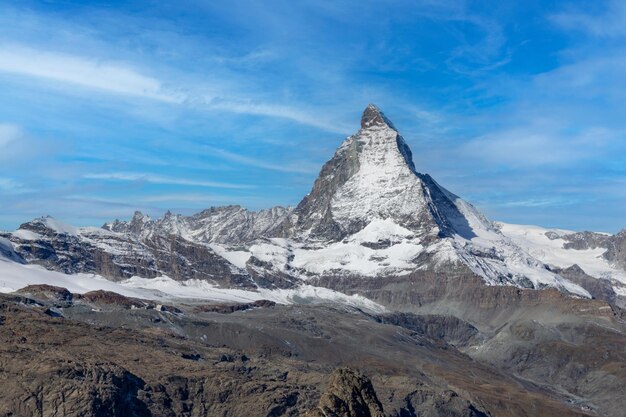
[[302, 368, 385, 417]]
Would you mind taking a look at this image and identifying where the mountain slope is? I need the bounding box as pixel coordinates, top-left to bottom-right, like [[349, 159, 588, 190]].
[[235, 105, 591, 296], [498, 222, 626, 301]]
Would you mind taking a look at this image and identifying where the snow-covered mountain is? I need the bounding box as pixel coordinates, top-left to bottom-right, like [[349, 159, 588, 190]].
[[2, 104, 625, 303], [104, 205, 292, 244], [498, 222, 626, 300]]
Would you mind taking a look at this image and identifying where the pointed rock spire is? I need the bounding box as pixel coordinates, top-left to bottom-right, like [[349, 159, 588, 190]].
[[361, 104, 395, 130]]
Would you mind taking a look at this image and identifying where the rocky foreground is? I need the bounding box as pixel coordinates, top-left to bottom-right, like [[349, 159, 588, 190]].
[[1, 284, 625, 417]]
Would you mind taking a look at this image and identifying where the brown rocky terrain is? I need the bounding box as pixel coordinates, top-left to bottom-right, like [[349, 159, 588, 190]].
[[311, 270, 626, 416], [0, 285, 614, 417]]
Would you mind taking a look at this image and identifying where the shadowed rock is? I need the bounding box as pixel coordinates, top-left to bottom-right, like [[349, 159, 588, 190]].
[[196, 299, 276, 314]]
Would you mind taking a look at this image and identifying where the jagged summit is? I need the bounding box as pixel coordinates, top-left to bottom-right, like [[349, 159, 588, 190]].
[[283, 104, 442, 241], [360, 103, 396, 130]]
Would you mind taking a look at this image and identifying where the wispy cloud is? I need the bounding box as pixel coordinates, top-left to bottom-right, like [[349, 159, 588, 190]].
[[496, 198, 577, 208], [193, 98, 351, 134], [0, 43, 348, 133], [461, 130, 591, 168], [551, 1, 626, 38], [138, 193, 234, 203], [0, 44, 181, 102], [445, 15, 511, 74], [83, 172, 254, 189], [204, 146, 320, 174], [0, 177, 22, 192]]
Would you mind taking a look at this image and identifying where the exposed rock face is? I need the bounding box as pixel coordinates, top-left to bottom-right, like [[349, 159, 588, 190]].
[[78, 290, 153, 309], [546, 227, 626, 271], [394, 389, 489, 417], [0, 236, 22, 262], [302, 366, 491, 417], [195, 299, 276, 314], [303, 368, 384, 417], [556, 231, 610, 250], [5, 362, 150, 417], [373, 312, 481, 348], [555, 265, 617, 304], [2, 216, 253, 286], [470, 317, 626, 417], [605, 229, 626, 269]]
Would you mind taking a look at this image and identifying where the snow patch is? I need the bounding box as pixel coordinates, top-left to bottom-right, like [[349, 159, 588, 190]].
[[12, 229, 43, 240], [209, 245, 251, 270], [498, 222, 626, 285], [613, 286, 626, 297], [349, 218, 415, 243], [122, 276, 385, 312], [245, 221, 425, 277]]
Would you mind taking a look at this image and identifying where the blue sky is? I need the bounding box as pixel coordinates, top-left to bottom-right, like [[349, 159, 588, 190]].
[[0, 0, 625, 232]]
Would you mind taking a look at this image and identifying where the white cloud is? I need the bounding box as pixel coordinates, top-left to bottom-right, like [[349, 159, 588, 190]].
[[0, 177, 21, 191], [138, 193, 233, 203], [551, 1, 626, 38], [0, 176, 32, 194], [532, 55, 626, 101], [83, 172, 254, 189], [496, 198, 576, 208], [200, 98, 352, 133], [0, 44, 349, 133], [0, 44, 182, 102], [461, 126, 617, 168], [0, 123, 21, 148]]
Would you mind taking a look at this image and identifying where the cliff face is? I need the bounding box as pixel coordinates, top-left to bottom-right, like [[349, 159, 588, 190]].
[[2, 216, 254, 286]]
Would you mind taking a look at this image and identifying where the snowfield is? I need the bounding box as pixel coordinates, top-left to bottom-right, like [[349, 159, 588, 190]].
[[0, 249, 385, 312], [244, 219, 425, 278], [498, 223, 625, 282], [498, 222, 626, 295]]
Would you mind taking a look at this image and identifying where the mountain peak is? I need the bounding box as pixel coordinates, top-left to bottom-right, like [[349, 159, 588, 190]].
[[361, 104, 395, 130]]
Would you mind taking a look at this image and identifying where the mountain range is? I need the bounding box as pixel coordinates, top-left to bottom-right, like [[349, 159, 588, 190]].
[[1, 105, 625, 417], [1, 104, 625, 306]]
